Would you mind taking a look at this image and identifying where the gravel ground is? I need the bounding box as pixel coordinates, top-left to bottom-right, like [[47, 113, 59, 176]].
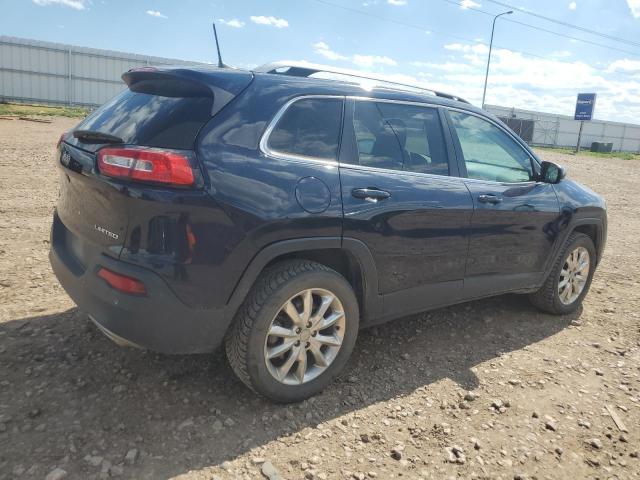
[[0, 116, 639, 480]]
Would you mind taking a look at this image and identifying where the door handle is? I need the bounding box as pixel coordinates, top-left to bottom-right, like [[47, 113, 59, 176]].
[[352, 188, 391, 201], [478, 194, 503, 204]]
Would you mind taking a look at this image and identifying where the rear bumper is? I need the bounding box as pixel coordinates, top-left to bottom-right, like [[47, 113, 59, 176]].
[[49, 214, 233, 354]]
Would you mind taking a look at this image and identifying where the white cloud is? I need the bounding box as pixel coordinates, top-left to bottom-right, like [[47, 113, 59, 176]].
[[218, 18, 245, 28], [411, 60, 472, 72], [313, 42, 348, 61], [32, 0, 86, 10], [444, 43, 487, 52], [551, 50, 572, 58], [460, 0, 481, 9], [404, 41, 640, 123], [301, 39, 640, 123], [311, 42, 396, 69], [250, 15, 289, 28], [387, 0, 407, 5], [627, 0, 640, 17], [146, 10, 167, 19], [568, 1, 577, 10], [607, 58, 640, 73], [352, 54, 397, 68], [444, 42, 489, 66]]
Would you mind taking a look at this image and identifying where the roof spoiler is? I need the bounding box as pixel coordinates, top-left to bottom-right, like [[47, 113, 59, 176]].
[[122, 66, 253, 116], [254, 61, 470, 104]]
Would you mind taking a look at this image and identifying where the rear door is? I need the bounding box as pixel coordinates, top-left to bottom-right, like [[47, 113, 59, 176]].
[[445, 109, 560, 296], [339, 98, 474, 319]]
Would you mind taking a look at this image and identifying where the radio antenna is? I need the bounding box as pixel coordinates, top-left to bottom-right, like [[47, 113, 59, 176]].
[[212, 21, 228, 68]]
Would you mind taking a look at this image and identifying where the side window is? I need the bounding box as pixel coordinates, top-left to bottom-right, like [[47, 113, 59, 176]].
[[449, 111, 533, 183], [267, 98, 343, 160], [352, 101, 449, 175]]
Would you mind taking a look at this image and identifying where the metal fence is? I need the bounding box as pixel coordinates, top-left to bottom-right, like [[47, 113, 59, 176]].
[[486, 104, 640, 153], [0, 36, 206, 107], [2, 36, 639, 152]]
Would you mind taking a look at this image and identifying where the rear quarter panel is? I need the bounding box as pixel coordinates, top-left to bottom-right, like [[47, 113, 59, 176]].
[[193, 76, 345, 308]]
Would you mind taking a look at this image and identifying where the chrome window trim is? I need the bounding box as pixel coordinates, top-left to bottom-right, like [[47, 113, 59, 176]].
[[347, 97, 457, 180], [337, 161, 468, 185], [259, 95, 446, 168], [259, 94, 345, 166], [351, 99, 540, 174], [259, 95, 540, 186], [350, 96, 443, 109], [461, 176, 538, 187], [445, 106, 541, 178]]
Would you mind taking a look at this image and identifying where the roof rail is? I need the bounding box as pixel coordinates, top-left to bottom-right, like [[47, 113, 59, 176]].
[[254, 61, 470, 104]]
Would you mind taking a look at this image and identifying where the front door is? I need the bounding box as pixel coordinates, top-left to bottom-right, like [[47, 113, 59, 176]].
[[339, 99, 474, 320], [446, 110, 560, 297]]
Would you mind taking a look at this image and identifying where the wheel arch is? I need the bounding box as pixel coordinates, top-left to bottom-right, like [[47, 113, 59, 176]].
[[570, 218, 605, 266], [226, 237, 382, 323]]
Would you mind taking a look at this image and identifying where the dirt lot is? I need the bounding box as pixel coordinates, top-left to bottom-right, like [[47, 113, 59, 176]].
[[1, 116, 639, 480]]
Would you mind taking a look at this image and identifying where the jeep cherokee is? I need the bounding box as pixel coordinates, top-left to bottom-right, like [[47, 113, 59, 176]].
[[50, 61, 607, 402]]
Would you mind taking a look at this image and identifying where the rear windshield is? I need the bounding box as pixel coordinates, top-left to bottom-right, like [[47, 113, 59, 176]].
[[76, 89, 212, 150]]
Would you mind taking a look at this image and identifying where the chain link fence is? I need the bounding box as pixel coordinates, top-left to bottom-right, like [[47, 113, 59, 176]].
[[486, 105, 640, 153], [1, 36, 639, 152]]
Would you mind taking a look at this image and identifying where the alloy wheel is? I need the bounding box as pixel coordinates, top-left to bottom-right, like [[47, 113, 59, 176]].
[[264, 288, 345, 385], [558, 246, 590, 305]]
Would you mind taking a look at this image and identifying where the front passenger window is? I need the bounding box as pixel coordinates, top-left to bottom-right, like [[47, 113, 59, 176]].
[[449, 111, 533, 183]]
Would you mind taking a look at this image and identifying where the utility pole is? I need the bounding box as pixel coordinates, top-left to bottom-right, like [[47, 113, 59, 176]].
[[576, 120, 584, 153], [481, 10, 513, 109]]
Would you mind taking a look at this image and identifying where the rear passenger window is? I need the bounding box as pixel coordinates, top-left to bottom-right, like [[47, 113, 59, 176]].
[[352, 100, 449, 176], [267, 98, 343, 160]]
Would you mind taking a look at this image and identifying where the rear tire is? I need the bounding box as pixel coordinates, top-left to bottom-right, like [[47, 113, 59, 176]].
[[225, 259, 359, 403], [529, 232, 596, 315]]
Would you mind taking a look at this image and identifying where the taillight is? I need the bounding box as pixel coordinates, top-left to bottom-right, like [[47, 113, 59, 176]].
[[97, 268, 146, 295], [97, 147, 194, 186]]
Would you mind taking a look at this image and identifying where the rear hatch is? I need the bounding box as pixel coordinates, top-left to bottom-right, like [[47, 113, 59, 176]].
[[56, 67, 253, 263]]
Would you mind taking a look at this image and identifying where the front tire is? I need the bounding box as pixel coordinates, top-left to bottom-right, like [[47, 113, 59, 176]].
[[529, 232, 596, 315], [225, 259, 359, 403]]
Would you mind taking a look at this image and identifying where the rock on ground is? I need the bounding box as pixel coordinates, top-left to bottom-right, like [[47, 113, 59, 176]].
[[0, 119, 639, 479]]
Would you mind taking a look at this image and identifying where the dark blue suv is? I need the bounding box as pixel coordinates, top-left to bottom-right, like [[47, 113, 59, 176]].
[[50, 61, 607, 402]]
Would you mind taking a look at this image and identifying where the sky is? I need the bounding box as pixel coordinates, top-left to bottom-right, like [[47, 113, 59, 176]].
[[1, 0, 640, 123]]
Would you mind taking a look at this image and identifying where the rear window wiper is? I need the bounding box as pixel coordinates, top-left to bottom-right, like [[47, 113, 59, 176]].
[[73, 130, 124, 144]]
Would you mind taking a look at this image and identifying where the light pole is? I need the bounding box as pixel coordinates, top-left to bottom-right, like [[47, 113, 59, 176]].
[[481, 10, 512, 109]]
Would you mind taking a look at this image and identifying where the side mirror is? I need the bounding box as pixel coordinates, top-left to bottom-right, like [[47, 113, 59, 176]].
[[540, 160, 566, 184]]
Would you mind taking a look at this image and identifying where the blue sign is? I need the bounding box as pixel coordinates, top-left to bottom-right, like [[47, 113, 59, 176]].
[[574, 93, 597, 121]]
